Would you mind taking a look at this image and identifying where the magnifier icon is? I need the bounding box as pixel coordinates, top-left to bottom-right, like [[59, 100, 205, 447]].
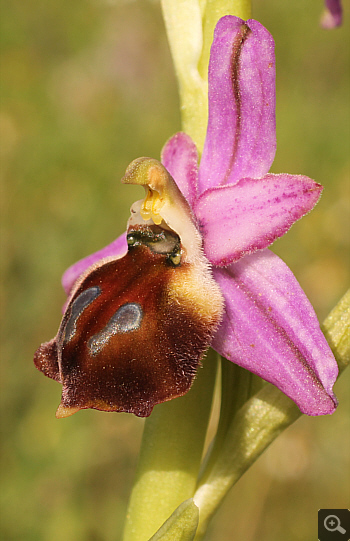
[[324, 515, 346, 534]]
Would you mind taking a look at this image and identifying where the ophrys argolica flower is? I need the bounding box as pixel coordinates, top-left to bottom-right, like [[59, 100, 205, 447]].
[[34, 17, 338, 419]]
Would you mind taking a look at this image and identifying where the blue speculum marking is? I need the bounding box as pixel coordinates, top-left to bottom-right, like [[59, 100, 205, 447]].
[[64, 286, 101, 343], [88, 302, 143, 355]]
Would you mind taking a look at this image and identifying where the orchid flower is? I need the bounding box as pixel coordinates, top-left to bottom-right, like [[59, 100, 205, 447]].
[[321, 0, 343, 28], [34, 16, 338, 420]]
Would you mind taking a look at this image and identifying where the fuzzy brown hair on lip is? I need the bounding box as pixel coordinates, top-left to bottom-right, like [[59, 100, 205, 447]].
[[34, 239, 221, 418]]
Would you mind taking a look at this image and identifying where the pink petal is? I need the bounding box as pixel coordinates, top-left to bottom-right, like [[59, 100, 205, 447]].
[[212, 250, 338, 416], [161, 132, 199, 207], [62, 233, 127, 295], [199, 17, 276, 194], [321, 0, 343, 28], [194, 174, 322, 266]]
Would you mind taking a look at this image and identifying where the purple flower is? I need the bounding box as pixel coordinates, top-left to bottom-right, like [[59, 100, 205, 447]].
[[35, 17, 338, 418], [321, 0, 343, 28]]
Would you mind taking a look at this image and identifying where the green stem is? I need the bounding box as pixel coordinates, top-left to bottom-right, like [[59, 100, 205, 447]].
[[192, 289, 350, 539], [122, 350, 218, 541], [198, 359, 263, 485], [161, 0, 252, 153], [322, 288, 350, 369], [148, 499, 199, 541], [193, 384, 301, 540], [198, 0, 252, 80]]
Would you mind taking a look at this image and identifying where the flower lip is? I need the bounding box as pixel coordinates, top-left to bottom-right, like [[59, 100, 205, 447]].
[[53, 243, 223, 418]]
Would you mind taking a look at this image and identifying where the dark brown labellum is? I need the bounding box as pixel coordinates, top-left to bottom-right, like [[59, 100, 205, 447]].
[[34, 232, 221, 418]]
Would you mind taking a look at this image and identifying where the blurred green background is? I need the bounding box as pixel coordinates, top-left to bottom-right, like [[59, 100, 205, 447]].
[[1, 1, 349, 540]]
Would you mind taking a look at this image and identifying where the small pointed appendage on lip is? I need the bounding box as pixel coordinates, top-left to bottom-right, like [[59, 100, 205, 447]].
[[55, 404, 81, 419]]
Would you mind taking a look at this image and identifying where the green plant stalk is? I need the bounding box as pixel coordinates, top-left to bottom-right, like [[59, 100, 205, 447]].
[[122, 350, 218, 541], [322, 288, 350, 369], [197, 360, 263, 483], [192, 289, 350, 539], [198, 0, 251, 80], [148, 499, 199, 541], [161, 0, 251, 153], [194, 381, 301, 539]]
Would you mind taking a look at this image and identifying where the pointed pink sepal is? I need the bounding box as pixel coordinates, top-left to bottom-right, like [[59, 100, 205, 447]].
[[161, 132, 199, 207], [199, 17, 276, 194], [195, 174, 322, 266], [212, 250, 338, 416]]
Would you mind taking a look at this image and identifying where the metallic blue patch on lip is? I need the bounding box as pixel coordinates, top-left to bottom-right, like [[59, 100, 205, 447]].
[[64, 286, 101, 343], [88, 302, 143, 355]]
